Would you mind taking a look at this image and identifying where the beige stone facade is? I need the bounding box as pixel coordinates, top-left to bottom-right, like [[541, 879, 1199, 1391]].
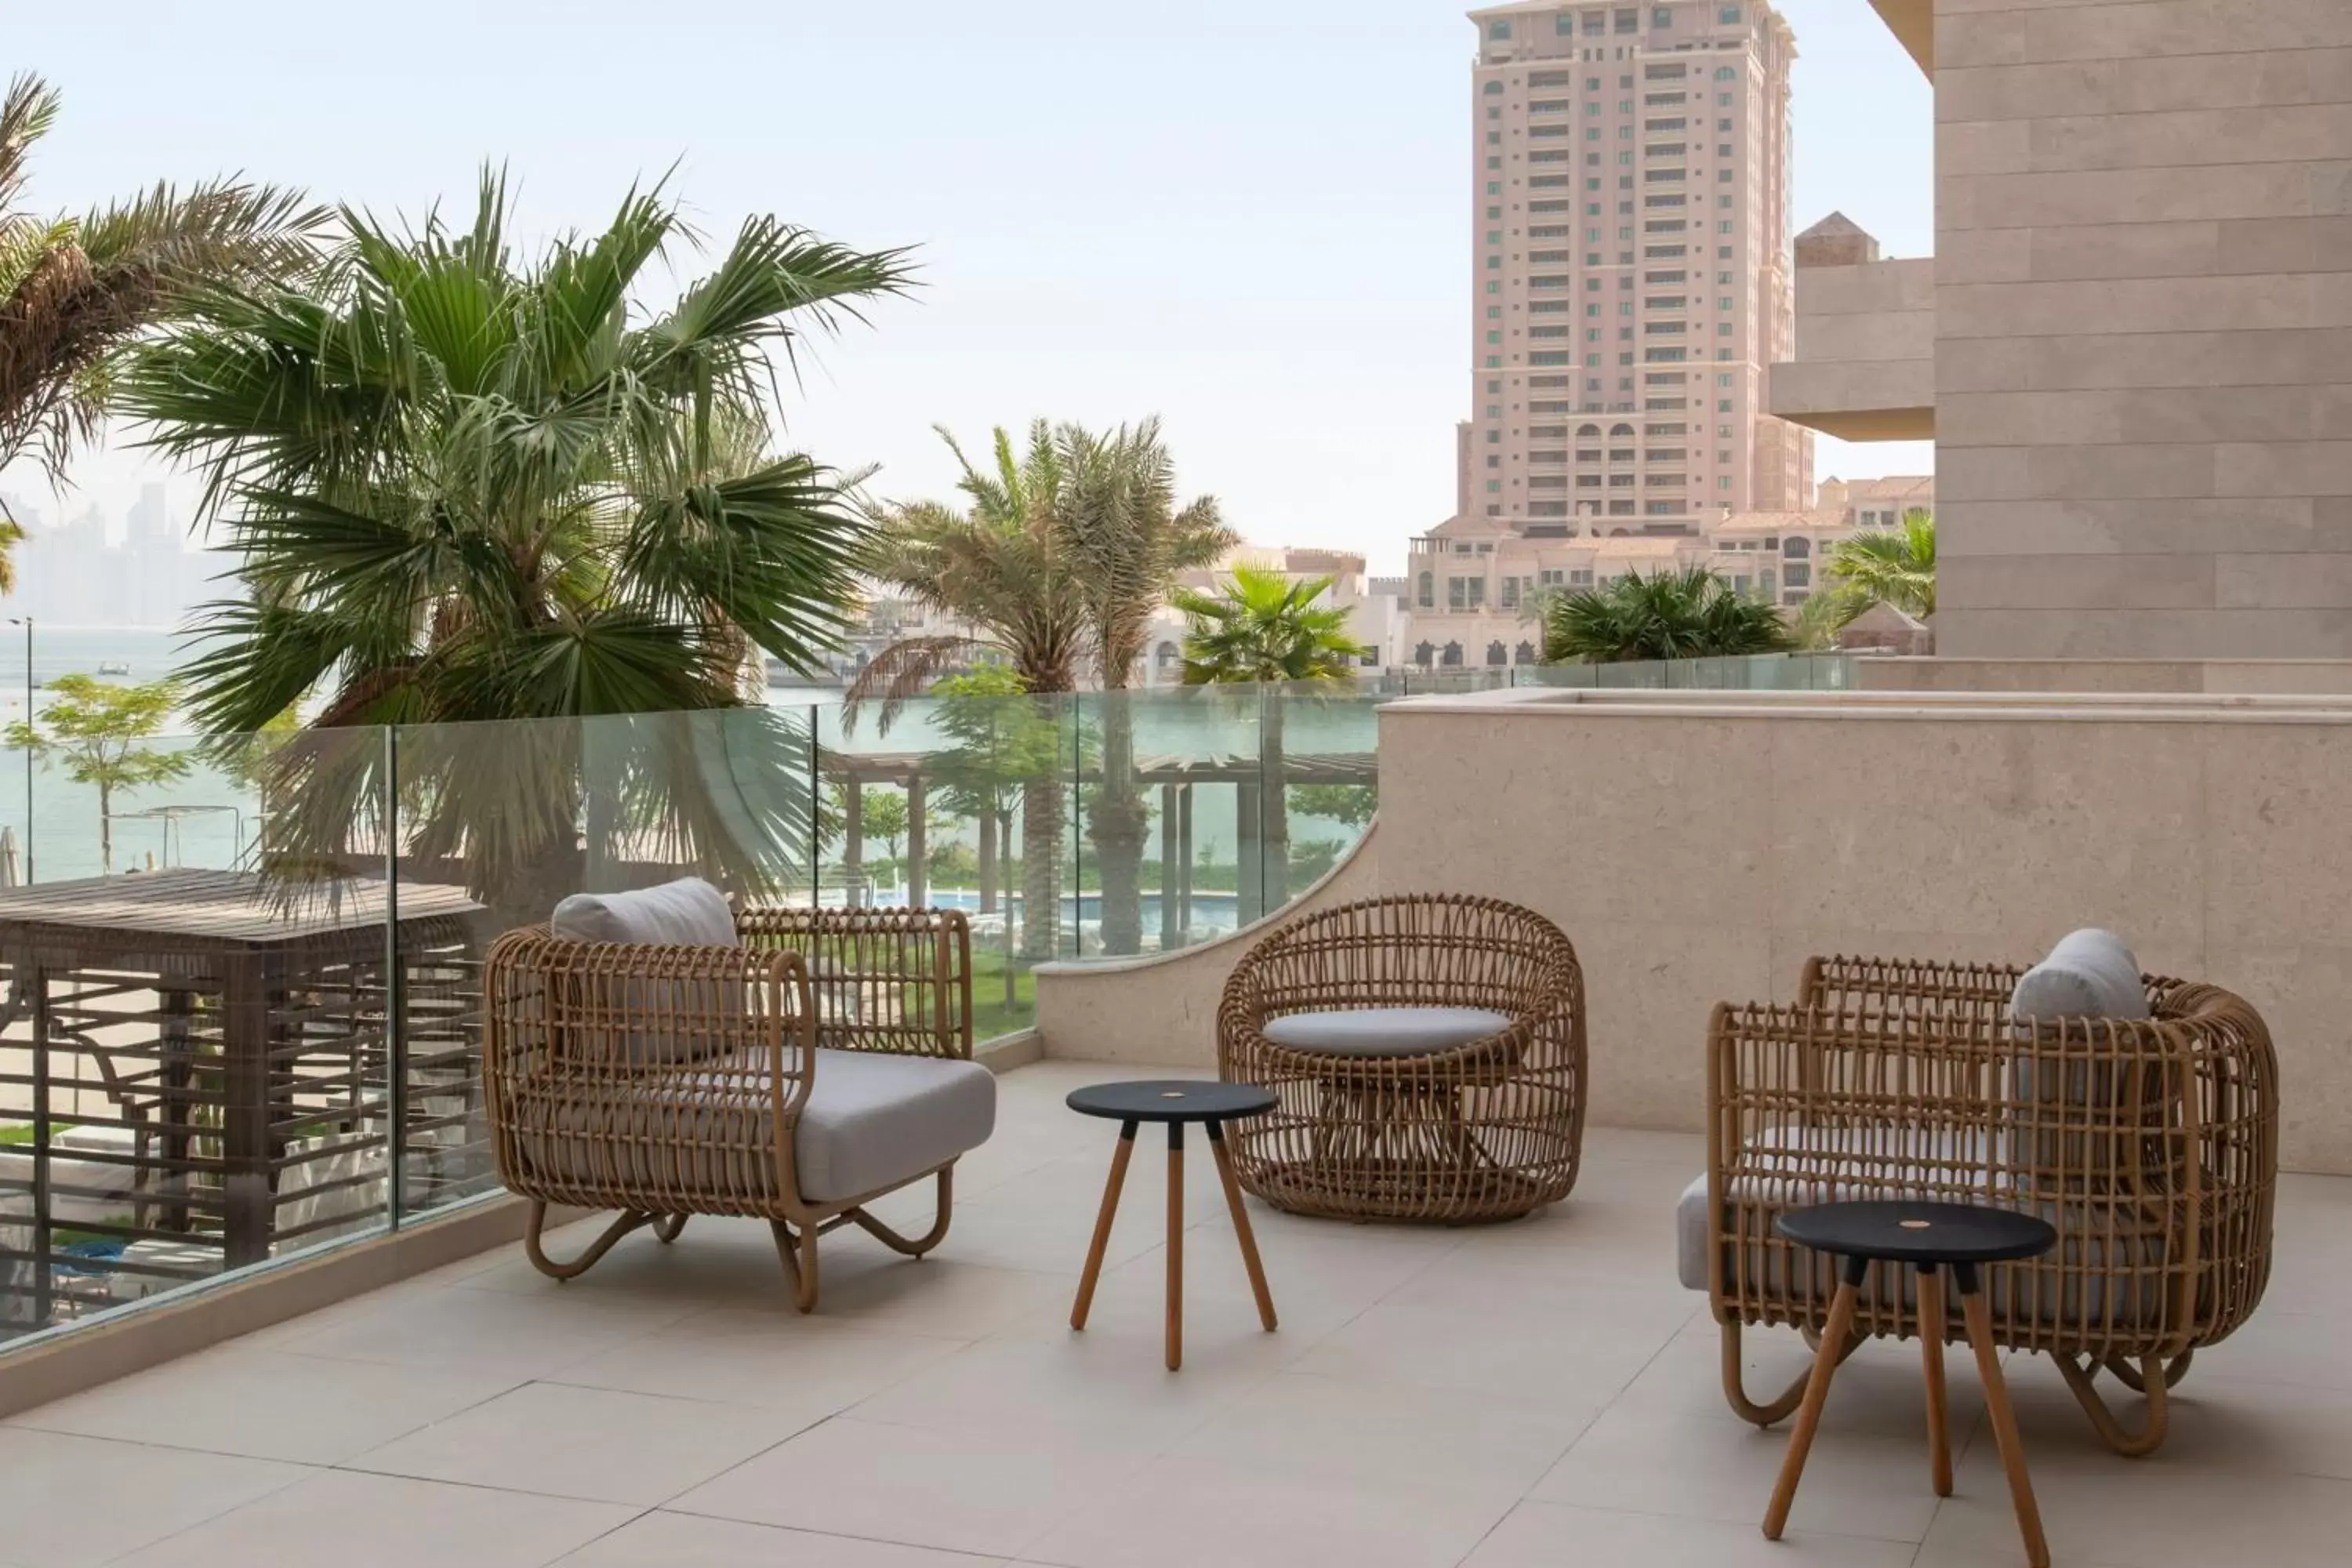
[[1773, 0, 2352, 660], [1461, 2, 1813, 538]]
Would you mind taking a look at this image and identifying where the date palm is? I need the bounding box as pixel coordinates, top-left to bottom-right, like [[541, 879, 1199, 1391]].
[[1541, 567, 1795, 664], [0, 73, 327, 580], [855, 423, 1089, 958], [1827, 508, 1936, 619], [1172, 566, 1367, 910], [117, 171, 908, 909]]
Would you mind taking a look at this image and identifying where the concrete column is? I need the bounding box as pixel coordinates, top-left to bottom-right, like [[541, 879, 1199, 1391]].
[[1176, 784, 1194, 942], [842, 780, 863, 908], [1159, 782, 1180, 951]]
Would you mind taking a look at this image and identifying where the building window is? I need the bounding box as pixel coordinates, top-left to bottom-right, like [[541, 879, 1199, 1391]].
[[1442, 641, 1465, 667], [1414, 640, 1436, 668], [1489, 20, 1512, 38], [1516, 640, 1537, 664], [1486, 640, 1510, 667], [1483, 80, 1504, 95], [1416, 573, 1434, 609], [1487, 430, 1502, 443], [1721, 5, 1742, 19], [1715, 66, 1737, 81], [1784, 537, 1811, 559], [1487, 181, 1503, 194], [1653, 5, 1674, 26]]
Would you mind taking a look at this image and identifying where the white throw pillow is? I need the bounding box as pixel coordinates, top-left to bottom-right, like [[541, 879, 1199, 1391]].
[[2011, 928, 2147, 1022], [552, 877, 739, 949]]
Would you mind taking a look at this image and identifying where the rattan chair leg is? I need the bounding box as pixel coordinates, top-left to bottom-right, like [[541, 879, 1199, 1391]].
[[1763, 1269, 1863, 1541], [2056, 1349, 2172, 1457], [653, 1214, 689, 1244], [1961, 1275, 2050, 1568], [848, 1167, 956, 1257], [771, 1219, 821, 1313], [1721, 1318, 1852, 1428], [524, 1203, 655, 1280], [1918, 1265, 1952, 1497], [2103, 1348, 2193, 1396]]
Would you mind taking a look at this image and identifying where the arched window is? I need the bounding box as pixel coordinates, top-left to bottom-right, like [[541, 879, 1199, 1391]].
[[1414, 641, 1436, 668], [1715, 66, 1737, 82], [1610, 528, 1632, 537], [1486, 640, 1509, 666], [1515, 640, 1537, 665], [1483, 80, 1504, 96], [1577, 423, 1601, 438], [1441, 641, 1465, 667], [1610, 422, 1635, 437], [1416, 571, 1435, 608], [1783, 537, 1810, 559], [1154, 640, 1181, 670]]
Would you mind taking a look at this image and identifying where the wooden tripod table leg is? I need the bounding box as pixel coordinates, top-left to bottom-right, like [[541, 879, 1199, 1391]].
[[1209, 1119, 1277, 1331], [1919, 1262, 1953, 1497], [1071, 1120, 1137, 1331], [1167, 1120, 1185, 1371], [1958, 1262, 2050, 1568], [1763, 1255, 1867, 1541]]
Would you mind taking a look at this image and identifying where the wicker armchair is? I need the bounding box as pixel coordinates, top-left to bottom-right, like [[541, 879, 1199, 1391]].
[[483, 906, 988, 1312], [1217, 894, 1586, 1224], [1695, 954, 2278, 1456]]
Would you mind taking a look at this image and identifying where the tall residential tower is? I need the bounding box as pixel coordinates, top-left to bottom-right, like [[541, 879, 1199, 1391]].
[[1458, 2, 1811, 539]]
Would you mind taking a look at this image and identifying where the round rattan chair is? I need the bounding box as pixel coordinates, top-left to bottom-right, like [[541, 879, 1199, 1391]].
[[1217, 894, 1586, 1223]]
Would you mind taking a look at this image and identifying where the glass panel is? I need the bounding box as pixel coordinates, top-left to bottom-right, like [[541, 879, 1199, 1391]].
[[0, 716, 392, 1341], [1263, 679, 1381, 913]]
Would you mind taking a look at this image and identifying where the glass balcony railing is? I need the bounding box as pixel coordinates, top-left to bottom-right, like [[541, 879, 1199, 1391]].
[[0, 655, 1845, 1343]]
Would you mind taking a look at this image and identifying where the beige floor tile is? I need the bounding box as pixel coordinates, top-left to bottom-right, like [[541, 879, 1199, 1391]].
[[558, 1511, 1007, 1566], [1915, 1456, 2352, 1567], [2192, 1308, 2352, 1391], [1023, 1453, 1517, 1568], [347, 1380, 814, 1506], [848, 1334, 1273, 1453], [1169, 1370, 1599, 1495], [799, 1254, 1073, 1338], [1461, 1499, 1919, 1567], [273, 1277, 699, 1377], [1288, 1287, 1694, 1403], [5, 1345, 524, 1464], [109, 1468, 635, 1568], [670, 1416, 1145, 1557], [1986, 1365, 2352, 1479], [0, 1429, 311, 1568], [1530, 1391, 1947, 1544], [546, 1311, 965, 1413]]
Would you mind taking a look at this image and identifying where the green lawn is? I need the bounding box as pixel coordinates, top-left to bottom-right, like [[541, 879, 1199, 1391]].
[[968, 946, 1037, 1045]]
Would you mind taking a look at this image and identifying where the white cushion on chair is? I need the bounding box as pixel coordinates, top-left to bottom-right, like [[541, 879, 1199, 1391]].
[[2011, 929, 2147, 1022], [796, 1050, 997, 1203], [553, 877, 739, 949], [1261, 1007, 1513, 1058]]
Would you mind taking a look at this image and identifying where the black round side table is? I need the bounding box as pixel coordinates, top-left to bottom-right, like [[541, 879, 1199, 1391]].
[[1764, 1200, 2058, 1568], [1065, 1080, 1279, 1370]]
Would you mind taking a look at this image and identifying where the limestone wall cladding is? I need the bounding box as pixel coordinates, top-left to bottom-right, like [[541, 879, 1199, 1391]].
[[1933, 0, 2352, 658]]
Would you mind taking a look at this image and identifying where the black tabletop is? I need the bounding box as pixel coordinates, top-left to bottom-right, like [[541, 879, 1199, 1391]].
[[1775, 1201, 2057, 1266], [1067, 1080, 1279, 1124]]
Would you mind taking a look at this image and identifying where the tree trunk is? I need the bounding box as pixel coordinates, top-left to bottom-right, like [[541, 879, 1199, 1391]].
[[98, 780, 112, 874], [1018, 775, 1062, 961], [976, 803, 998, 914], [1262, 697, 1290, 910], [1091, 689, 1149, 956]]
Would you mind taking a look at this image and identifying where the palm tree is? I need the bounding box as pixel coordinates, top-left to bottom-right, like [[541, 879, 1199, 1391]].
[[1056, 421, 1233, 955], [1171, 566, 1368, 911], [0, 73, 327, 581], [1827, 508, 1936, 620], [856, 419, 1229, 957], [1542, 567, 1795, 664], [856, 423, 1090, 959], [116, 171, 908, 910]]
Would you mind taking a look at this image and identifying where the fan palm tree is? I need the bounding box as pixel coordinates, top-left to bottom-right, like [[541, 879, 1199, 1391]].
[[1172, 566, 1368, 909], [0, 73, 327, 581], [1826, 507, 1936, 619], [116, 171, 909, 910], [1541, 567, 1795, 664]]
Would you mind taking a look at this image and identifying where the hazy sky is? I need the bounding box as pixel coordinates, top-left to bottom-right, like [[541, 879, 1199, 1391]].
[[4, 0, 1932, 571]]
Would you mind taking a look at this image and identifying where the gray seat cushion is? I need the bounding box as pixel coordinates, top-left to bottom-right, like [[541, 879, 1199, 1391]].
[[2012, 928, 2147, 1022], [553, 877, 739, 948], [508, 1047, 996, 1207], [1260, 1007, 1513, 1059]]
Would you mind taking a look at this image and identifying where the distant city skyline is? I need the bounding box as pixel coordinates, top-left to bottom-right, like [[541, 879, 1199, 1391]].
[[2, 1, 1931, 575], [0, 483, 221, 630]]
